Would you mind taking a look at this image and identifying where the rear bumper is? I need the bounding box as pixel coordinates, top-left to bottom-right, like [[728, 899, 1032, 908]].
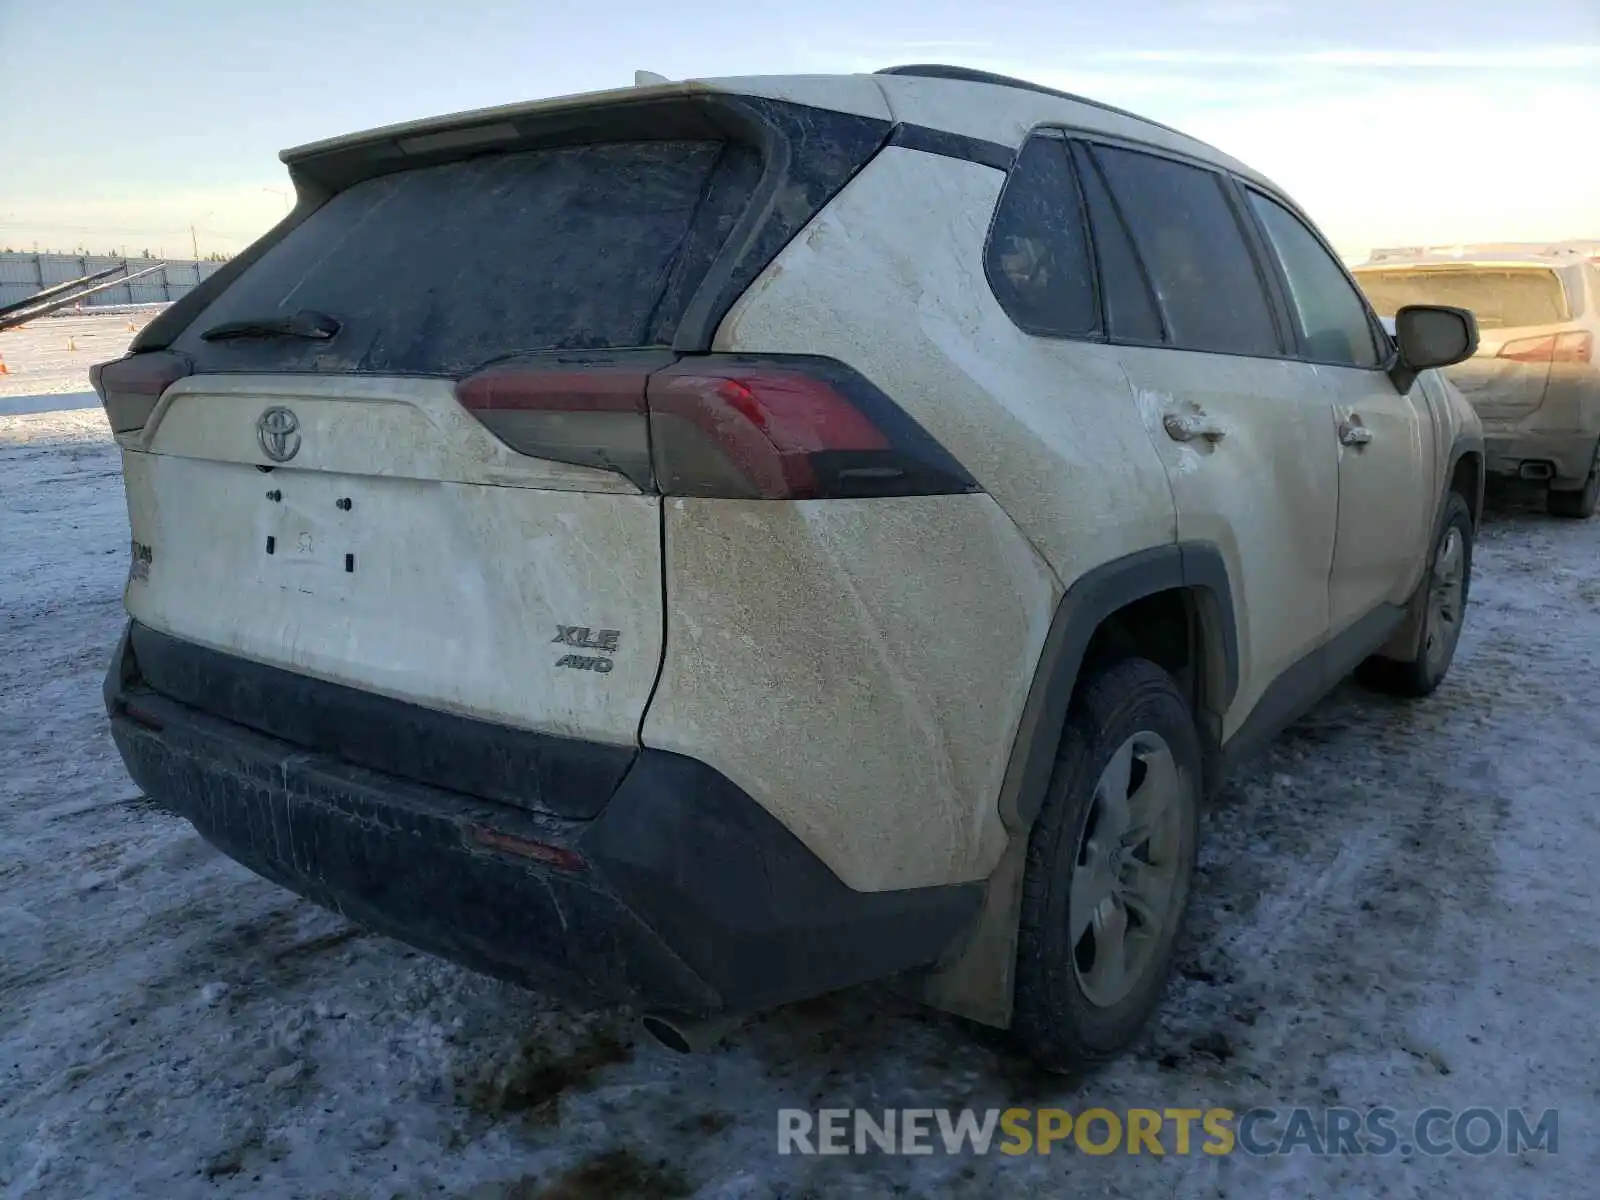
[[1482, 429, 1599, 487], [105, 623, 981, 1013]]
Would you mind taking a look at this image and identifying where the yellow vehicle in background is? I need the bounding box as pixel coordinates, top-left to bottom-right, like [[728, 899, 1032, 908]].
[[1354, 244, 1600, 519]]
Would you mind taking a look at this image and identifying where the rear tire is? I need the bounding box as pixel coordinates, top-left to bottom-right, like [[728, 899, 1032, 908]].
[[1011, 658, 1201, 1074], [1547, 452, 1599, 520], [1357, 492, 1473, 698]]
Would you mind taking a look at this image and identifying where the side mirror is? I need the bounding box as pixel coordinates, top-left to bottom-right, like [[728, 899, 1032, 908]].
[[1389, 304, 1479, 393]]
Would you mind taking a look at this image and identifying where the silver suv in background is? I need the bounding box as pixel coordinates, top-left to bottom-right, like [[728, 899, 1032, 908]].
[[1354, 244, 1600, 518]]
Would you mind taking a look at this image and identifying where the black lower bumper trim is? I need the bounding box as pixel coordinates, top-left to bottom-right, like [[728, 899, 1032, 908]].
[[111, 693, 716, 1008], [107, 624, 984, 1013], [125, 622, 632, 820]]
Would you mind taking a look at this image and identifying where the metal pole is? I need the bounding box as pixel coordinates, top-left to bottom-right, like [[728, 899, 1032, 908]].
[[0, 263, 169, 331], [0, 263, 129, 321]]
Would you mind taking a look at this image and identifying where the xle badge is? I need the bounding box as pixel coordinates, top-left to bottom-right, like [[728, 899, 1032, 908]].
[[553, 625, 620, 675]]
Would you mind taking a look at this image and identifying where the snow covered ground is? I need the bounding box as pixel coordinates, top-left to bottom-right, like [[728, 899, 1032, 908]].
[[0, 312, 162, 409], [2, 343, 1596, 1196]]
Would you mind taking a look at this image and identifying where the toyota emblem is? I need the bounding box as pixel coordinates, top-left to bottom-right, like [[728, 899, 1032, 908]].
[[256, 406, 301, 463]]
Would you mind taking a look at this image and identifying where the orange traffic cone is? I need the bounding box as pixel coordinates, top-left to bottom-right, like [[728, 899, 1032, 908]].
[[68, 337, 77, 352], [0, 352, 8, 375]]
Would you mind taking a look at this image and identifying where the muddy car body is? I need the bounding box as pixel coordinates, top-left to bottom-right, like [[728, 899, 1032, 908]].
[[98, 65, 1484, 1069]]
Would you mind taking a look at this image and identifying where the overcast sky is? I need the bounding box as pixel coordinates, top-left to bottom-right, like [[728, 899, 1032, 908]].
[[1, 0, 1595, 259]]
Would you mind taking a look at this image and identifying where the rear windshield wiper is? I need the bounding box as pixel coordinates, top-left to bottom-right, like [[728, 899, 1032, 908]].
[[200, 309, 341, 342]]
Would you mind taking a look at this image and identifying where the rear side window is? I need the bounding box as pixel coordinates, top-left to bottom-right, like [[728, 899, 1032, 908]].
[[1089, 145, 1280, 358], [1354, 267, 1572, 330], [170, 141, 761, 375], [984, 133, 1099, 338], [1245, 190, 1381, 368]]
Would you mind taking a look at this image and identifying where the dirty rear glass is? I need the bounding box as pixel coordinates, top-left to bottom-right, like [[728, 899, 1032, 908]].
[[171, 141, 761, 375], [985, 133, 1099, 338], [1356, 268, 1571, 330]]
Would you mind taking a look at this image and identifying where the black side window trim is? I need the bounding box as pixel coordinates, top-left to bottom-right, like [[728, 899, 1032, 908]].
[[1232, 180, 1396, 373], [886, 123, 1014, 172], [983, 123, 1383, 368], [1059, 136, 1106, 341], [1071, 140, 1170, 346], [1077, 136, 1291, 361], [1213, 171, 1296, 359]]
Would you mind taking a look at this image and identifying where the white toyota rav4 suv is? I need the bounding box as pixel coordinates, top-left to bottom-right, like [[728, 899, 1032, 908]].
[[97, 65, 1484, 1070]]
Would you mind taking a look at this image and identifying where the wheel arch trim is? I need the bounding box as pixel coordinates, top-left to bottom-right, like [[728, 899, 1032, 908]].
[[996, 541, 1239, 833], [1376, 429, 1484, 665], [1444, 432, 1486, 531]]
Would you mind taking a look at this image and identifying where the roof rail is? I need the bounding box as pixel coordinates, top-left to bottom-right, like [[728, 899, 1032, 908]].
[[875, 64, 1204, 146]]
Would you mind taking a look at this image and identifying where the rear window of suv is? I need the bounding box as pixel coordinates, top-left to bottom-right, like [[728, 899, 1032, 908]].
[[170, 140, 762, 376], [1356, 267, 1571, 329]]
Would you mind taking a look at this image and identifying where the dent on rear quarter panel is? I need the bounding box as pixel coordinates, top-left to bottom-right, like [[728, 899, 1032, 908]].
[[643, 494, 1058, 893]]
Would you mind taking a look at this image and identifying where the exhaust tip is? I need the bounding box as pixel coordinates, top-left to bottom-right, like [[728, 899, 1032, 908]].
[[639, 1009, 750, 1054], [640, 1013, 694, 1054]]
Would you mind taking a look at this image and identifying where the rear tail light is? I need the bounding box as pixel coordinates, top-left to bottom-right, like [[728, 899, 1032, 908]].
[[455, 353, 977, 500], [1498, 332, 1593, 364], [1498, 335, 1554, 363], [647, 358, 976, 499], [455, 355, 661, 490], [1554, 331, 1593, 363], [90, 351, 192, 433]]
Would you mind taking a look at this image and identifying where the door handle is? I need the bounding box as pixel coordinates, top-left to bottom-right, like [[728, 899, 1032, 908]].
[[1163, 413, 1228, 444], [1339, 419, 1373, 447]]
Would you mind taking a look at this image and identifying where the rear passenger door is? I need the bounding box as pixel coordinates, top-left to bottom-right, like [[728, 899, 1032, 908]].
[[1241, 188, 1435, 634], [1074, 140, 1340, 740]]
